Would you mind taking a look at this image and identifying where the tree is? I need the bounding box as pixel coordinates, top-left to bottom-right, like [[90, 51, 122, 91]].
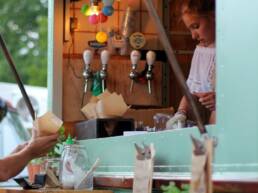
[[0, 0, 48, 87]]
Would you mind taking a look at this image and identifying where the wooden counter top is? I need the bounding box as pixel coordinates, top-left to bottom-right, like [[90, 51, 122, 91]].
[[0, 188, 113, 193]]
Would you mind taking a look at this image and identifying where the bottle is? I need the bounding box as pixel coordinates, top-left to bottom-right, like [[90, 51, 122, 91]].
[[59, 135, 88, 189], [59, 135, 76, 189]]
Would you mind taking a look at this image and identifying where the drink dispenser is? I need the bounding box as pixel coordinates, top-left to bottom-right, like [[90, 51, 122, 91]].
[[100, 50, 110, 92], [146, 51, 156, 94], [129, 50, 141, 92]]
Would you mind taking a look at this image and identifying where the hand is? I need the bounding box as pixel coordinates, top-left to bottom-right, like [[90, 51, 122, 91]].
[[194, 92, 216, 111], [166, 112, 186, 130], [26, 134, 58, 158]]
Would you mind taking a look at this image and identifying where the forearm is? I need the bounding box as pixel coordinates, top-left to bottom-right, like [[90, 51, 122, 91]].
[[0, 149, 32, 181], [177, 96, 189, 114], [10, 142, 28, 154], [0, 134, 58, 182]]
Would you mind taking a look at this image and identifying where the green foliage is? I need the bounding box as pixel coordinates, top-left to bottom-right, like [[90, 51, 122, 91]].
[[161, 183, 190, 193], [30, 156, 45, 165], [0, 0, 48, 87], [47, 126, 67, 158]]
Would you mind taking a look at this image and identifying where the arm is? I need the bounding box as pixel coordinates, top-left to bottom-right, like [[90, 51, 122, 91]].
[[177, 96, 190, 114], [209, 110, 216, 124], [10, 142, 28, 154], [166, 96, 189, 130], [0, 134, 58, 182], [0, 147, 33, 181]]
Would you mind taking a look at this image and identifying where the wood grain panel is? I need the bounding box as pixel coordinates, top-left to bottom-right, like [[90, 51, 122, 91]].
[[169, 0, 187, 31], [63, 0, 196, 119], [65, 0, 164, 53], [169, 54, 192, 108], [170, 35, 197, 51]]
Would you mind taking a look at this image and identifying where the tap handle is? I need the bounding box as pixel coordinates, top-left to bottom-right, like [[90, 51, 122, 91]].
[[146, 50, 156, 69], [83, 49, 93, 69], [130, 50, 141, 69], [101, 50, 110, 69]]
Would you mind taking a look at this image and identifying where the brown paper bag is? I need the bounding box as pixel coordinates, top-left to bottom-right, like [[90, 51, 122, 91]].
[[89, 95, 99, 103], [81, 102, 98, 119], [190, 138, 213, 193], [133, 144, 155, 193], [97, 89, 112, 100], [33, 111, 63, 137], [81, 90, 129, 119], [96, 93, 129, 118]]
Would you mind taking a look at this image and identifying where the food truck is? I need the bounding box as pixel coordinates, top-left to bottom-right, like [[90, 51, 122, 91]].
[[0, 0, 258, 192]]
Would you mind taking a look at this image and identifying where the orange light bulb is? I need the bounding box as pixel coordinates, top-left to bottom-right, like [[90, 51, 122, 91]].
[[96, 31, 108, 43]]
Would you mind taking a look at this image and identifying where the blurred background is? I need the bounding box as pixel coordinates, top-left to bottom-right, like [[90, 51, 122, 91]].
[[0, 0, 48, 176]]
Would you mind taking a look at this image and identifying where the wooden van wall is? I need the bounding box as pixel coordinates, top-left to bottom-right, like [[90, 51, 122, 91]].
[[62, 0, 196, 121], [63, 0, 163, 121]]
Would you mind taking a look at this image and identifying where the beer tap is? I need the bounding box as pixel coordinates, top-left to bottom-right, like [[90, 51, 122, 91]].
[[129, 50, 141, 92], [100, 50, 110, 92], [82, 49, 93, 98], [146, 51, 156, 94]]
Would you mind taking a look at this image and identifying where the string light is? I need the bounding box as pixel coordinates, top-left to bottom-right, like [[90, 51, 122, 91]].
[[81, 0, 115, 24]]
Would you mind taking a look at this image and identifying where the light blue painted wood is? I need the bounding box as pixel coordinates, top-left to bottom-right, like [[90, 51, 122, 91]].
[[47, 0, 54, 110], [47, 0, 63, 118], [215, 0, 258, 168], [79, 127, 209, 173]]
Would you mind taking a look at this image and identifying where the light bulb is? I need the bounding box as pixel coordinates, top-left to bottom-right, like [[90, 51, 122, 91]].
[[89, 5, 100, 15], [96, 31, 108, 43]]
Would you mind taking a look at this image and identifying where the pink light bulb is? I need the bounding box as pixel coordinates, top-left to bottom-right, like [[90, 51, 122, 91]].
[[88, 14, 99, 24]]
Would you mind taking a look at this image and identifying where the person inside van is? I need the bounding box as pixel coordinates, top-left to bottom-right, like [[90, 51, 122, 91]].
[[0, 98, 58, 181], [167, 0, 216, 129]]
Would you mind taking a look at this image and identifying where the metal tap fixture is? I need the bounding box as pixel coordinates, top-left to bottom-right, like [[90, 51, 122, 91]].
[[129, 50, 141, 92], [100, 50, 110, 92], [82, 50, 93, 94], [146, 51, 156, 94]]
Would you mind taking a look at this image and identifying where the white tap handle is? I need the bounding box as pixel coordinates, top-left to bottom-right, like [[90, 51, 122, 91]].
[[146, 50, 156, 66], [101, 50, 110, 66], [83, 50, 93, 69], [130, 50, 141, 65]]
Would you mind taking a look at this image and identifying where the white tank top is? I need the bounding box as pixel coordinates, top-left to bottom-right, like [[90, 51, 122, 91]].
[[186, 46, 216, 93]]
